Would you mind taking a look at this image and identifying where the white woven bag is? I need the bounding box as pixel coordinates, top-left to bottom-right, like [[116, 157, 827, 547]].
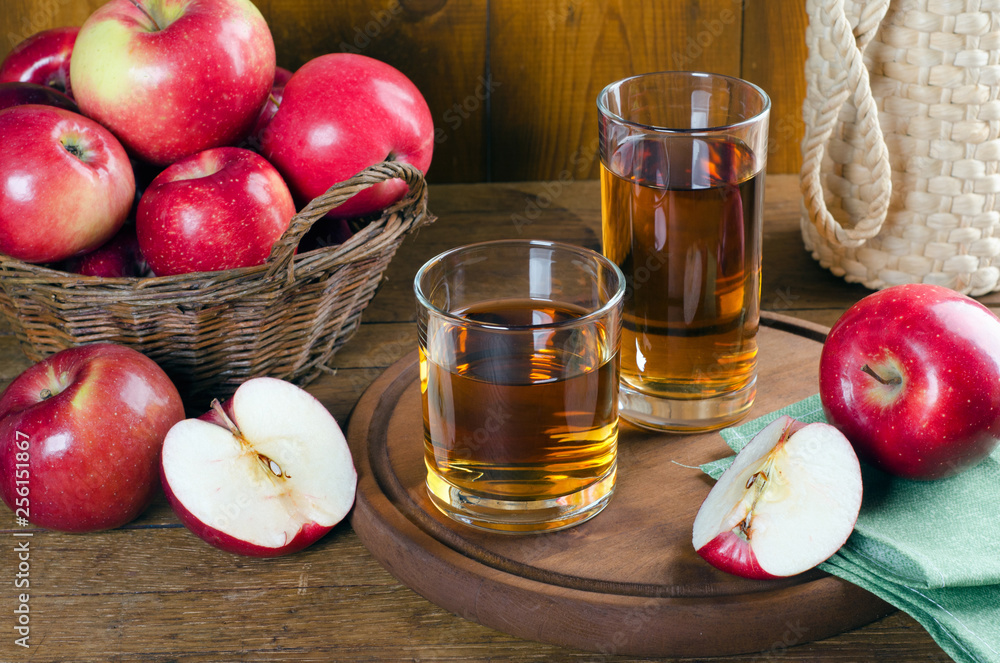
[[801, 0, 1000, 295]]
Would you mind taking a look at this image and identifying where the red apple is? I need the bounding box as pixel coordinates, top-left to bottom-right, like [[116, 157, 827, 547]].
[[55, 224, 148, 278], [0, 343, 185, 532], [136, 147, 294, 276], [0, 27, 78, 98], [0, 104, 135, 263], [0, 81, 77, 112], [261, 53, 433, 218], [693, 415, 863, 579], [819, 284, 1000, 479], [69, 0, 276, 166], [160, 377, 357, 556], [246, 66, 292, 151], [273, 66, 293, 88]]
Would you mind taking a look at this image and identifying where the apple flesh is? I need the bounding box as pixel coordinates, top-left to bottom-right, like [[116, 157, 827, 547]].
[[136, 146, 295, 276], [160, 377, 357, 556], [70, 0, 276, 166], [0, 27, 78, 97], [693, 415, 863, 579], [261, 53, 434, 218], [819, 284, 1000, 479], [0, 104, 135, 263], [0, 82, 78, 112], [0, 343, 184, 532]]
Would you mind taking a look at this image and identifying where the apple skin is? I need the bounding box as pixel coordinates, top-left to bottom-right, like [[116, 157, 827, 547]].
[[261, 53, 433, 218], [696, 530, 781, 580], [0, 343, 185, 532], [162, 490, 331, 556], [0, 27, 78, 98], [819, 283, 1000, 480], [246, 66, 292, 151], [0, 81, 78, 112], [69, 0, 276, 166], [55, 224, 148, 278], [0, 104, 135, 263], [136, 147, 295, 276]]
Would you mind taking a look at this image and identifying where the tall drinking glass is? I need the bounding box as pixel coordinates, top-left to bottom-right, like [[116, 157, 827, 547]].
[[598, 71, 770, 432]]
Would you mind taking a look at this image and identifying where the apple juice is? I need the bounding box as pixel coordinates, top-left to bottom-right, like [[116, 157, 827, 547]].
[[600, 135, 763, 402], [421, 299, 618, 507]]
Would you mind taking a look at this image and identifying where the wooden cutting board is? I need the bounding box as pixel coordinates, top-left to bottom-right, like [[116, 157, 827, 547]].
[[346, 312, 892, 657]]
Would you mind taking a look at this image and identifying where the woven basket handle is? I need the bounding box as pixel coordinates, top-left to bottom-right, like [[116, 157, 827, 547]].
[[801, 0, 892, 249], [264, 160, 427, 280]]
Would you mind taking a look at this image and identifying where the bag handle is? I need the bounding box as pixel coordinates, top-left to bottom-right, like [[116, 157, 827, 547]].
[[801, 0, 893, 248]]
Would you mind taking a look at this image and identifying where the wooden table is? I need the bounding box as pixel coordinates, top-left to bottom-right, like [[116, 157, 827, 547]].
[[1, 174, 988, 662]]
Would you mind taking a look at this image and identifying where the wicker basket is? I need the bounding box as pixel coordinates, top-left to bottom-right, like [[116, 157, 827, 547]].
[[0, 160, 433, 405], [801, 0, 1000, 295]]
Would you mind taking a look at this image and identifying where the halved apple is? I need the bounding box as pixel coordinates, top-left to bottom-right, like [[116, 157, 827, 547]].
[[692, 415, 862, 579], [161, 377, 357, 557]]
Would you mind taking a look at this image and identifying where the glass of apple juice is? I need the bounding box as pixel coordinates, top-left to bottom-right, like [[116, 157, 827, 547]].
[[598, 71, 771, 432], [414, 240, 626, 533]]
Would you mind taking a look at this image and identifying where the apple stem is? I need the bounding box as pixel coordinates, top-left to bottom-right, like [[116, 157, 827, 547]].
[[127, 0, 162, 31], [861, 364, 902, 386], [210, 399, 241, 437], [268, 92, 280, 108]]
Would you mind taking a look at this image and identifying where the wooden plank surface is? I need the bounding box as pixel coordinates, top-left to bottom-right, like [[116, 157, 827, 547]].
[[0, 1, 810, 179], [742, 0, 809, 175], [489, 0, 743, 182], [0, 174, 983, 661]]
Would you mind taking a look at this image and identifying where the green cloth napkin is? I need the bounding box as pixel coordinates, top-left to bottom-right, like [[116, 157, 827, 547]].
[[701, 394, 1000, 663]]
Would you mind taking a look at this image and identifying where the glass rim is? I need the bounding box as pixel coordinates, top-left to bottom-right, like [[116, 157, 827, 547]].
[[413, 239, 626, 331], [597, 70, 772, 135]]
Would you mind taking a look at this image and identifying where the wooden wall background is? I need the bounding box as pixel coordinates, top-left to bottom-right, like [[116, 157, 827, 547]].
[[0, 0, 808, 183]]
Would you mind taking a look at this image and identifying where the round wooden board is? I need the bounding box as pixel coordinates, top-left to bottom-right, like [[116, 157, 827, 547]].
[[346, 312, 893, 657]]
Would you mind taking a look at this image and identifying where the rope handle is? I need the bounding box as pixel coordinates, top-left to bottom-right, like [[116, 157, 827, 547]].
[[800, 0, 893, 249], [264, 160, 427, 280]]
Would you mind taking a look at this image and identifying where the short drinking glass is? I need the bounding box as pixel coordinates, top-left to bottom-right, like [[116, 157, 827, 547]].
[[415, 239, 625, 533]]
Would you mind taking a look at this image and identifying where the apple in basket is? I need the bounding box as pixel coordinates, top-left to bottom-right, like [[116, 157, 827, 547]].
[[261, 53, 434, 218], [56, 224, 149, 278], [160, 378, 358, 556], [0, 82, 78, 113], [136, 146, 295, 276], [70, 0, 276, 165], [0, 104, 135, 263], [692, 416, 863, 579], [246, 65, 293, 150], [0, 343, 185, 532], [820, 284, 1000, 479], [0, 27, 78, 98]]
